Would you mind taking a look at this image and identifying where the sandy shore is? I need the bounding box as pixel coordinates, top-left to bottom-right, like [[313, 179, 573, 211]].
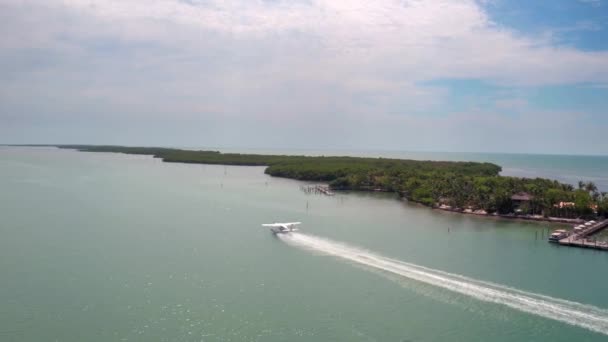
[[433, 206, 585, 225]]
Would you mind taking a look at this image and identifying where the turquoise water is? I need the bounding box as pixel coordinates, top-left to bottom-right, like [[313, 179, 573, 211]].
[[2, 146, 608, 341]]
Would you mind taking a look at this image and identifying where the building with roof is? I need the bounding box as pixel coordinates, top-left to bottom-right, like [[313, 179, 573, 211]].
[[511, 192, 534, 212]]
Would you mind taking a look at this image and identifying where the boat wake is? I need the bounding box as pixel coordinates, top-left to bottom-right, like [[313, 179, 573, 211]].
[[279, 232, 608, 336]]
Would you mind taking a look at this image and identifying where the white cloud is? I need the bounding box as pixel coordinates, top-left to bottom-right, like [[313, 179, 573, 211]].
[[1, 0, 607, 152], [5, 0, 604, 86]]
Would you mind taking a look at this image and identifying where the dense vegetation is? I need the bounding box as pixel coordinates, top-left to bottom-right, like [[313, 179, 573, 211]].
[[58, 145, 607, 219]]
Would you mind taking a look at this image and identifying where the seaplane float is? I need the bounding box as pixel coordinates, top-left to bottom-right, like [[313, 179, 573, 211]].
[[262, 222, 301, 234]]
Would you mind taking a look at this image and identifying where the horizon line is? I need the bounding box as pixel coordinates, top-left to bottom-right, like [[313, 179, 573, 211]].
[[2, 143, 608, 158]]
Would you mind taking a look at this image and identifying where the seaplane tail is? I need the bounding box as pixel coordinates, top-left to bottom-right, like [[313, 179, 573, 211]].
[[262, 222, 301, 234]]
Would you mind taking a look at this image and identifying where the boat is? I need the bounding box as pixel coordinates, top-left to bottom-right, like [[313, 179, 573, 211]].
[[261, 222, 301, 234], [548, 229, 568, 243]]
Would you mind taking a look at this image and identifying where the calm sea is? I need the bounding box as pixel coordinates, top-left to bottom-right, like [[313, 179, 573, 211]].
[[1, 146, 608, 341]]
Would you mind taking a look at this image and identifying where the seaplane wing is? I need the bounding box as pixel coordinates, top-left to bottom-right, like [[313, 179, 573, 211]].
[[262, 222, 301, 227], [262, 222, 301, 234], [281, 222, 301, 226]]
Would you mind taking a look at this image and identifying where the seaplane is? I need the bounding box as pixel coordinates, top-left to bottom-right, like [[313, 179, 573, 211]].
[[262, 222, 301, 234]]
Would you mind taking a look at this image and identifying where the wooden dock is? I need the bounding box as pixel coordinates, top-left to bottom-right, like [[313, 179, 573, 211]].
[[300, 185, 335, 196], [557, 219, 608, 251]]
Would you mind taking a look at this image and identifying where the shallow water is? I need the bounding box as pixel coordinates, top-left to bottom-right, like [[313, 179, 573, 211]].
[[1, 146, 607, 341]]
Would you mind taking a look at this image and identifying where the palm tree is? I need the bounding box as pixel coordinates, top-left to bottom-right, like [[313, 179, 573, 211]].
[[578, 180, 586, 190], [583, 181, 599, 203], [585, 181, 598, 194]]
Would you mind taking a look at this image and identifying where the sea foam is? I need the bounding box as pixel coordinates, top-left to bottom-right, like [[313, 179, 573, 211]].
[[280, 232, 608, 336]]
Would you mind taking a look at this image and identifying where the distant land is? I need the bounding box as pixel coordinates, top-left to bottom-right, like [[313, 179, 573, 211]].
[[12, 144, 598, 222]]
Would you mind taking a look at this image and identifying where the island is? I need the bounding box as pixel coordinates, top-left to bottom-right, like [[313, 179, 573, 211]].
[[55, 145, 607, 221]]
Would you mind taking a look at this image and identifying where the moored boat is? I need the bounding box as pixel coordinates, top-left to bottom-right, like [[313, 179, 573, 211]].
[[548, 229, 568, 243]]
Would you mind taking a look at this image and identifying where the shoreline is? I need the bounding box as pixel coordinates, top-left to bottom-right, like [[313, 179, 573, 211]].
[[317, 187, 581, 225], [431, 205, 583, 225], [10, 145, 605, 225]]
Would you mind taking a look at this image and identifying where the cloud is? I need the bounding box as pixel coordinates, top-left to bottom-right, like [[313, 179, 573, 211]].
[[5, 0, 607, 85], [578, 0, 601, 7], [0, 0, 607, 152], [494, 98, 528, 111]]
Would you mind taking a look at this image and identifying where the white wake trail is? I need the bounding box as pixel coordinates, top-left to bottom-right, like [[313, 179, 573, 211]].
[[280, 232, 608, 336]]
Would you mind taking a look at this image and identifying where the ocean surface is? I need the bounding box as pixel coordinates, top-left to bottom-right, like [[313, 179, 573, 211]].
[[1, 146, 608, 342]]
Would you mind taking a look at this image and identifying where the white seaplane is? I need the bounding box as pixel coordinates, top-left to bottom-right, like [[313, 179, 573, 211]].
[[262, 222, 301, 234]]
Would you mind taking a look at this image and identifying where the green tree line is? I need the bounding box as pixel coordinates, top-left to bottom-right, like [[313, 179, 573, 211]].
[[59, 145, 607, 219]]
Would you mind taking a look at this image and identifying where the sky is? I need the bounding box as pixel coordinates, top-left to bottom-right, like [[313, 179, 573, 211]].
[[1, 0, 607, 154]]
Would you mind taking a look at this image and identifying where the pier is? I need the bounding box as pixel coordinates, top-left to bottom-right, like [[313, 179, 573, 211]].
[[557, 219, 608, 251], [300, 185, 335, 196]]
